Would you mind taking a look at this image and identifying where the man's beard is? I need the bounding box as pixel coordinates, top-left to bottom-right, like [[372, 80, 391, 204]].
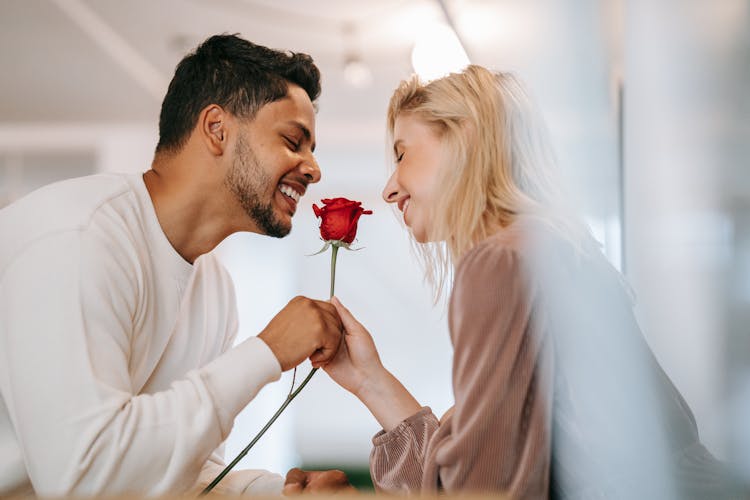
[[224, 136, 291, 238]]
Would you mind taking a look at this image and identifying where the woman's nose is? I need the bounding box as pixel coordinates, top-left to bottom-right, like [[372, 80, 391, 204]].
[[382, 172, 401, 203]]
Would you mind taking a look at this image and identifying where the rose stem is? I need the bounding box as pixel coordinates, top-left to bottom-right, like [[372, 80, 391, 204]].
[[200, 244, 340, 496], [199, 368, 317, 495], [329, 244, 339, 298]]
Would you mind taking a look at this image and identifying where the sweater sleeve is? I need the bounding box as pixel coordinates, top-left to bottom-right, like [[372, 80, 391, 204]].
[[369, 406, 440, 492], [193, 447, 284, 496], [0, 231, 281, 496], [425, 243, 553, 495]]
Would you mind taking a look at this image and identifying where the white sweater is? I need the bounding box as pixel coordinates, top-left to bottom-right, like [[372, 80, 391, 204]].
[[0, 173, 284, 496]]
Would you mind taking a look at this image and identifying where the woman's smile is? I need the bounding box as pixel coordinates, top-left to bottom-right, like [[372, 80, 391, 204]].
[[399, 197, 411, 223]]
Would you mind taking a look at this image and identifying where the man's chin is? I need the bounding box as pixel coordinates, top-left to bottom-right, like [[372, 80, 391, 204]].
[[247, 207, 292, 238], [260, 218, 292, 238], [269, 225, 291, 238]]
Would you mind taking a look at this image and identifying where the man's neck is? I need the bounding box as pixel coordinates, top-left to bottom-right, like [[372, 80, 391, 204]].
[[143, 157, 245, 264]]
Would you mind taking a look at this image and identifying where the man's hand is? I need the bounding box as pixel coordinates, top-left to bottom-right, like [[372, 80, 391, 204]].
[[283, 468, 356, 495], [258, 296, 344, 371]]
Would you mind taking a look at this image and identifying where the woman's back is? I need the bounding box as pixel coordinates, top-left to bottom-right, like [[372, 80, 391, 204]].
[[508, 217, 726, 499]]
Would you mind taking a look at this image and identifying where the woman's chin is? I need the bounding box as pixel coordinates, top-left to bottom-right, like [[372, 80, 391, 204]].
[[411, 228, 434, 244], [406, 220, 440, 244]]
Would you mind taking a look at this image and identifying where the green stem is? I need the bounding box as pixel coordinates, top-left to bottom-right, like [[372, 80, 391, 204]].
[[329, 244, 339, 298], [200, 243, 340, 496], [200, 368, 318, 496]]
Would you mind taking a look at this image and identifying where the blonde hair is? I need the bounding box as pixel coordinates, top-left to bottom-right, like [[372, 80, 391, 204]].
[[387, 65, 596, 300]]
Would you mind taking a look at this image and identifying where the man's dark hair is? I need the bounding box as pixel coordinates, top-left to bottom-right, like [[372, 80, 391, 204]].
[[155, 34, 321, 154]]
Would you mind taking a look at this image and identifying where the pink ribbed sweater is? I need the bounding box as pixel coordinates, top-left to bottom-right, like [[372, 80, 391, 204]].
[[370, 227, 552, 497], [369, 219, 727, 499]]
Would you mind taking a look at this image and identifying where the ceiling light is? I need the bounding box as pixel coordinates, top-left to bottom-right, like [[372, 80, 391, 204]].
[[340, 22, 373, 89], [343, 54, 373, 89], [411, 22, 470, 81]]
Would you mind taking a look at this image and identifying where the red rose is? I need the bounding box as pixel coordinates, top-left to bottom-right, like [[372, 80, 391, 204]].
[[313, 197, 372, 244]]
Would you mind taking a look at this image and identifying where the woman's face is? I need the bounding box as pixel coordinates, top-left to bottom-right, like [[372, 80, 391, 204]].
[[382, 113, 446, 243]]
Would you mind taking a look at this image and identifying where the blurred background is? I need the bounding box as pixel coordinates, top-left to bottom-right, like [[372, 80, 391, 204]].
[[1, 0, 748, 491]]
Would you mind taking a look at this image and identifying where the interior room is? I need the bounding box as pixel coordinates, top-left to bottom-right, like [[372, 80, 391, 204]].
[[1, 0, 748, 495]]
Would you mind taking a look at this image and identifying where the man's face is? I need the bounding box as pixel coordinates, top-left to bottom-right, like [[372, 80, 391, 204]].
[[225, 84, 319, 237]]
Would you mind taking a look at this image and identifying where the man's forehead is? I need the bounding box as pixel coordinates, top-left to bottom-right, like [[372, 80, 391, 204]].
[[252, 92, 317, 151], [280, 85, 314, 112], [262, 91, 315, 128]]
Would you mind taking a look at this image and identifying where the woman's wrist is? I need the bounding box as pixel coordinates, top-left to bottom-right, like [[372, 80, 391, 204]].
[[356, 367, 421, 431], [354, 364, 391, 402]]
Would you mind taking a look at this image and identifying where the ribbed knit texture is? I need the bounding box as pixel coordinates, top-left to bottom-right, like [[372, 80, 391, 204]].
[[371, 229, 552, 498], [370, 218, 729, 499]]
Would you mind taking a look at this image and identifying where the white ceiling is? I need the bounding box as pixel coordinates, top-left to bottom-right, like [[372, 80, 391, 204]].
[[0, 0, 468, 123], [0, 0, 600, 126], [0, 0, 627, 214]]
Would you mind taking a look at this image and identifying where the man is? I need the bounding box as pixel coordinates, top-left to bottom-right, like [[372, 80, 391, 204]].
[[0, 34, 349, 496]]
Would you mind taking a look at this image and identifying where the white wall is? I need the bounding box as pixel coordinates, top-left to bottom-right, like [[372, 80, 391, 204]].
[[624, 0, 749, 460]]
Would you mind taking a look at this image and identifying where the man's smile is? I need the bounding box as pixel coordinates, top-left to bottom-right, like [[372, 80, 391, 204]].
[[277, 181, 305, 214]]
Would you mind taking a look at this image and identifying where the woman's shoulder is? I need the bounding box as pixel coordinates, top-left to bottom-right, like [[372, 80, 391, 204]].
[[452, 222, 538, 292], [457, 216, 556, 273], [456, 215, 615, 294]]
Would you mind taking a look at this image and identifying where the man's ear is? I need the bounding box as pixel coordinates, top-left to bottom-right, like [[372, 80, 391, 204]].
[[200, 105, 228, 156]]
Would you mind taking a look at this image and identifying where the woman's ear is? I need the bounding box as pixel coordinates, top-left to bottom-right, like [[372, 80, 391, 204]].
[[458, 118, 476, 143], [200, 105, 227, 156]]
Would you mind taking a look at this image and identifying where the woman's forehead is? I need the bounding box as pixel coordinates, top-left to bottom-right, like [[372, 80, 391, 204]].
[[393, 113, 439, 141]]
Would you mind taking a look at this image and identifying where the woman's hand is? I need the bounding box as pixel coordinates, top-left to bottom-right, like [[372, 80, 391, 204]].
[[321, 297, 385, 397], [323, 297, 422, 431]]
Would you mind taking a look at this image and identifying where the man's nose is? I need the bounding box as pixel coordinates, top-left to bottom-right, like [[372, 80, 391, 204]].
[[301, 155, 321, 184]]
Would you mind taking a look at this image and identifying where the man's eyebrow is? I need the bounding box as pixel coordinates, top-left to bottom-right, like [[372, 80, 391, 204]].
[[288, 121, 315, 152]]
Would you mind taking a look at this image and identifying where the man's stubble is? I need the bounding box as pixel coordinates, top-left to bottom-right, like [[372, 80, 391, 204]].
[[225, 135, 290, 238]]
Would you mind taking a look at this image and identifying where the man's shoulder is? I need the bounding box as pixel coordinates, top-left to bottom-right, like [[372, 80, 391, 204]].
[[0, 173, 133, 225], [194, 252, 235, 290], [0, 173, 139, 269]]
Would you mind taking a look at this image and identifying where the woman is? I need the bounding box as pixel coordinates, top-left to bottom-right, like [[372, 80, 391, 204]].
[[322, 66, 726, 498]]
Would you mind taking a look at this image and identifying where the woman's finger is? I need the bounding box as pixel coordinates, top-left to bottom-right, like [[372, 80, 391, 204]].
[[331, 296, 365, 333]]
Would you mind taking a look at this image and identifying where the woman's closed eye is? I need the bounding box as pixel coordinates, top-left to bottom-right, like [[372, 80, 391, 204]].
[[395, 151, 404, 163]]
